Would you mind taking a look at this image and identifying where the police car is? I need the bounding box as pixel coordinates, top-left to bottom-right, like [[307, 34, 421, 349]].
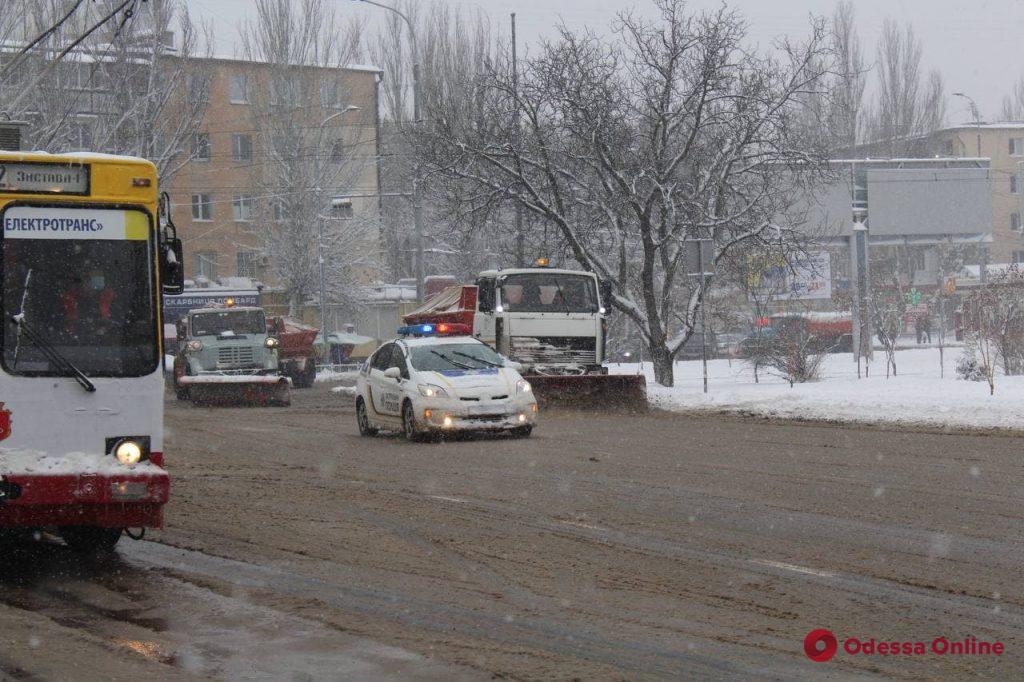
[[355, 324, 538, 441]]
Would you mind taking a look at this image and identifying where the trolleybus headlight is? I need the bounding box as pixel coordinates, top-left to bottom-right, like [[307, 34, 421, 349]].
[[115, 440, 143, 466], [187, 340, 203, 352]]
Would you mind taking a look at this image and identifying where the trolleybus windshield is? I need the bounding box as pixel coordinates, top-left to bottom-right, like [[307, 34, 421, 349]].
[[1, 206, 158, 377]]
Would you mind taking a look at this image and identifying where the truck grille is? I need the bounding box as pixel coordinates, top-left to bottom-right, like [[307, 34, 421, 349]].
[[217, 345, 256, 369], [510, 336, 596, 366]]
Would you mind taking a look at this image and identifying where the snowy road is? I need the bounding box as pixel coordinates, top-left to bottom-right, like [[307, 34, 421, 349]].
[[1, 384, 1021, 679]]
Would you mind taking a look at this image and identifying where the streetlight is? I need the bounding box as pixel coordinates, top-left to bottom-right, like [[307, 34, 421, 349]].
[[953, 92, 982, 156], [315, 105, 361, 362], [352, 0, 425, 302]]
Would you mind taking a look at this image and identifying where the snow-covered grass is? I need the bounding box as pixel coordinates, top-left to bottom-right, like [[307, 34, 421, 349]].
[[610, 347, 1024, 431]]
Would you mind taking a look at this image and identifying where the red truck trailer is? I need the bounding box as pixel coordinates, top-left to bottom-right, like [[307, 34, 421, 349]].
[[267, 317, 320, 389]]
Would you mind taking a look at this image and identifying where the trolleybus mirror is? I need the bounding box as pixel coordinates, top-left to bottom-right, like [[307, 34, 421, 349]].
[[161, 237, 184, 295]]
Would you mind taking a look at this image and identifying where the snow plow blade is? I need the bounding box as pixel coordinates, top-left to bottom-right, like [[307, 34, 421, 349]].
[[179, 375, 291, 407], [527, 374, 647, 411]]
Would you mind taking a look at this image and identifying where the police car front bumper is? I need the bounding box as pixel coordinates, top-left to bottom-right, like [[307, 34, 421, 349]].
[[416, 398, 538, 431]]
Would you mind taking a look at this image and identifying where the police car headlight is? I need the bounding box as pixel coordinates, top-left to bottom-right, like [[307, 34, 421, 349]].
[[516, 379, 532, 395], [187, 340, 203, 352], [115, 440, 143, 466], [418, 384, 448, 398], [265, 337, 280, 348]]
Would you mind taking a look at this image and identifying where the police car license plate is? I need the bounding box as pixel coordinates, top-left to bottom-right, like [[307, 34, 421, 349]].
[[469, 403, 506, 415]]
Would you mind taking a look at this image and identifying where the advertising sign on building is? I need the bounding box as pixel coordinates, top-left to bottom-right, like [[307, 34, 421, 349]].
[[749, 250, 832, 301]]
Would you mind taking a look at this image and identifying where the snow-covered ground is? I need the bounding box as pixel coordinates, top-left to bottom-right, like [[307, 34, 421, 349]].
[[316, 367, 360, 383], [610, 347, 1024, 431]]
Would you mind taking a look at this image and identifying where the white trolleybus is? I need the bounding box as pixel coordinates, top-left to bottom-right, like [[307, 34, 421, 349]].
[[0, 151, 183, 553]]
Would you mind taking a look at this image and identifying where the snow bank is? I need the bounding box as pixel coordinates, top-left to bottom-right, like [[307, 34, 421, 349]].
[[610, 348, 1024, 431], [316, 367, 360, 383], [331, 385, 357, 396], [1, 448, 162, 476]]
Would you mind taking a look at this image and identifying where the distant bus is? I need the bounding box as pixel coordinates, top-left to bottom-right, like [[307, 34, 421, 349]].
[[0, 151, 183, 553]]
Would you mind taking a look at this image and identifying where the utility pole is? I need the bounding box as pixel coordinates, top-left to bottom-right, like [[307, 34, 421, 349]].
[[354, 0, 424, 301], [512, 12, 524, 267]]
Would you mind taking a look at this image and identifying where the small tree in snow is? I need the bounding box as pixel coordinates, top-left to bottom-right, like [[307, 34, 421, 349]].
[[869, 255, 907, 378]]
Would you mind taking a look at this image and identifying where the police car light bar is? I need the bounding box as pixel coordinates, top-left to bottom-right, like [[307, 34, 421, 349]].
[[397, 324, 434, 337], [397, 323, 471, 337]]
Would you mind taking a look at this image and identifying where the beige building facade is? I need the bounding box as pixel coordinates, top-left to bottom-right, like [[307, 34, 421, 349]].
[[165, 56, 382, 285]]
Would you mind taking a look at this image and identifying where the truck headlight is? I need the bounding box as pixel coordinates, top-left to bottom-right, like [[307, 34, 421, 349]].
[[187, 340, 203, 351], [265, 337, 280, 348], [516, 379, 532, 395], [418, 384, 448, 398], [115, 440, 143, 466]]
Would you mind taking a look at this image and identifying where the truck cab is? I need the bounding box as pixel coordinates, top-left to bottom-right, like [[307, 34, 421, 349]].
[[174, 306, 279, 389], [474, 267, 608, 375]]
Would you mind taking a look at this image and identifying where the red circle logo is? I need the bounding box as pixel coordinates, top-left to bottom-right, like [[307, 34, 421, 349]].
[[804, 629, 838, 662]]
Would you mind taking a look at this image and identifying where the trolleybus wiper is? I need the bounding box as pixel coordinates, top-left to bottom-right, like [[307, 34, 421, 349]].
[[9, 314, 96, 393]]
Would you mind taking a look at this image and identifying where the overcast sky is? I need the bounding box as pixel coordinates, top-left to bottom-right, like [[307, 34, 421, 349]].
[[186, 0, 1023, 122]]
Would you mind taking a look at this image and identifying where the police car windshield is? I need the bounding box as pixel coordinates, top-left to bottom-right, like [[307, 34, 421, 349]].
[[499, 273, 598, 313], [1, 229, 158, 377], [191, 310, 265, 336], [410, 343, 505, 371]]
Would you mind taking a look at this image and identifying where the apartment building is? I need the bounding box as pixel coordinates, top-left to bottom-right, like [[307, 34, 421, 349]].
[[923, 123, 1024, 264], [165, 56, 382, 285]]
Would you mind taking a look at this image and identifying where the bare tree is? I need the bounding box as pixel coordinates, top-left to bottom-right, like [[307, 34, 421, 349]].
[[0, 0, 211, 185], [412, 0, 833, 386], [241, 0, 377, 317], [869, 254, 907, 378], [999, 76, 1024, 120], [869, 19, 945, 154]]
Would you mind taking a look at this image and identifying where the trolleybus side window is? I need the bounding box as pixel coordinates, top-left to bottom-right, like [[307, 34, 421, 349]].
[[1, 207, 159, 377]]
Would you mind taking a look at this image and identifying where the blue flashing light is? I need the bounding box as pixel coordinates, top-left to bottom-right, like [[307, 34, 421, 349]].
[[397, 323, 435, 337]]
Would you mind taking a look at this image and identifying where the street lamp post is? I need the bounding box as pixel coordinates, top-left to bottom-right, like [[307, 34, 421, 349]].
[[315, 105, 360, 361], [353, 0, 424, 302], [953, 92, 982, 156]]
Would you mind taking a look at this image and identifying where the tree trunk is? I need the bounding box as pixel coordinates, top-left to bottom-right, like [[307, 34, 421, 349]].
[[651, 345, 675, 387]]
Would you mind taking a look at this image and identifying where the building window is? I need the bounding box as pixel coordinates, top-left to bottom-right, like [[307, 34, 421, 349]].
[[232, 133, 252, 162], [229, 74, 249, 104], [272, 201, 286, 222], [320, 81, 343, 109], [237, 251, 259, 278], [1012, 211, 1021, 232], [195, 251, 218, 280], [1012, 173, 1020, 195], [330, 197, 353, 218], [188, 73, 210, 103], [1014, 251, 1024, 264], [940, 139, 955, 156], [192, 132, 210, 162], [1010, 138, 1024, 157], [331, 140, 347, 163], [191, 193, 212, 221], [233, 194, 255, 222]]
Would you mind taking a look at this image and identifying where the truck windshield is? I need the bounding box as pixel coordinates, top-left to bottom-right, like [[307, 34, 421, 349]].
[[1, 212, 158, 378], [499, 273, 599, 313], [191, 310, 265, 336], [410, 343, 505, 371]]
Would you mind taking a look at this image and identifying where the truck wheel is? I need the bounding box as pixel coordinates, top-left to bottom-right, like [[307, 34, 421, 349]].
[[356, 398, 378, 436], [60, 527, 122, 554], [297, 359, 317, 389], [403, 401, 430, 443]]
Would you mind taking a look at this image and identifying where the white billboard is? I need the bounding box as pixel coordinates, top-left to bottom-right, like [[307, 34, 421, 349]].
[[752, 250, 832, 301]]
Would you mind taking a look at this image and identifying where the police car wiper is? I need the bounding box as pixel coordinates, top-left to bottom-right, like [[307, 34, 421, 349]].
[[451, 350, 501, 368], [9, 314, 96, 393], [429, 349, 474, 370]]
